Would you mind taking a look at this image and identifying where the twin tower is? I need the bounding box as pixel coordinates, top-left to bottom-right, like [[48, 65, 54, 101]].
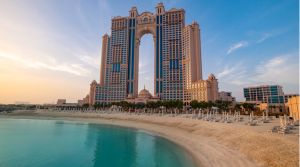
[[88, 3, 218, 106]]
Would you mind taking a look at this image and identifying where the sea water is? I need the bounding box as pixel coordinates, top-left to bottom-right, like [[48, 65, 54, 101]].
[[0, 118, 198, 167]]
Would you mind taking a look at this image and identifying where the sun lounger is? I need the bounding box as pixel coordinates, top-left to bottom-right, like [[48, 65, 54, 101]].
[[260, 120, 269, 123], [267, 129, 278, 133], [278, 130, 292, 134], [288, 125, 296, 129], [248, 122, 257, 126]]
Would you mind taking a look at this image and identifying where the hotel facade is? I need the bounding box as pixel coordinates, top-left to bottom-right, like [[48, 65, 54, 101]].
[[87, 3, 219, 106], [243, 85, 298, 104]]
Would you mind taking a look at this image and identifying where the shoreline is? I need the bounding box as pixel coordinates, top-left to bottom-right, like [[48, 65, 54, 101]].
[[1, 110, 299, 167]]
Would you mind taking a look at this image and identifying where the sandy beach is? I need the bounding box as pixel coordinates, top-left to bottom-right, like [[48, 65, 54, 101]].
[[1, 110, 299, 167]]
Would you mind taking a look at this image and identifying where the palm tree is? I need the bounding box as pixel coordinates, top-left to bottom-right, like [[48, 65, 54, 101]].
[[190, 100, 198, 110], [234, 104, 241, 111], [120, 101, 128, 110], [162, 101, 169, 108], [93, 104, 100, 109], [156, 101, 162, 107], [168, 100, 177, 113], [82, 103, 89, 109], [215, 99, 222, 104], [242, 103, 248, 112], [215, 100, 223, 111], [223, 101, 232, 112], [206, 101, 213, 113], [146, 101, 155, 109], [175, 100, 183, 113]]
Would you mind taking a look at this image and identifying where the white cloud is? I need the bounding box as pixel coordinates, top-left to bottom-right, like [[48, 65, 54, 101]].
[[247, 27, 290, 43], [218, 53, 299, 87], [139, 69, 153, 74], [257, 33, 271, 43], [250, 53, 299, 84], [217, 63, 249, 86], [217, 66, 236, 78], [0, 53, 92, 76], [0, 65, 18, 72], [227, 42, 248, 54], [139, 62, 148, 68], [77, 55, 100, 69]]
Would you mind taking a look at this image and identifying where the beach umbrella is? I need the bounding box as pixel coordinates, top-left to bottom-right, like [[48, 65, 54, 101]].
[[284, 114, 287, 126], [263, 112, 265, 120], [280, 116, 283, 127], [294, 113, 297, 123]]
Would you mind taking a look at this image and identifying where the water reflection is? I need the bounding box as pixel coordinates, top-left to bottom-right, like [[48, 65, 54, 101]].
[[0, 119, 197, 167], [83, 124, 196, 167], [52, 120, 64, 136], [85, 124, 138, 167]]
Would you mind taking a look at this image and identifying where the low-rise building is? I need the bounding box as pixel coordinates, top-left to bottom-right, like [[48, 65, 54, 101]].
[[55, 99, 85, 108], [218, 91, 236, 103], [243, 85, 298, 105]]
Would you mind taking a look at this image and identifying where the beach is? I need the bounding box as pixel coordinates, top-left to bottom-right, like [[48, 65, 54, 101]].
[[1, 110, 299, 167]]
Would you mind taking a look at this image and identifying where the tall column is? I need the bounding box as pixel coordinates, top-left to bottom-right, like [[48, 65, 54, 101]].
[[100, 34, 108, 86], [193, 22, 202, 81], [153, 36, 157, 96], [134, 39, 140, 98]]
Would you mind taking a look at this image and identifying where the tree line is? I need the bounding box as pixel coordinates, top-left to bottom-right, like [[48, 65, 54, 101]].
[[81, 99, 255, 112]]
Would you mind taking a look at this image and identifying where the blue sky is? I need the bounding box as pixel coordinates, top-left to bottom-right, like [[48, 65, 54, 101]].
[[0, 0, 298, 104]]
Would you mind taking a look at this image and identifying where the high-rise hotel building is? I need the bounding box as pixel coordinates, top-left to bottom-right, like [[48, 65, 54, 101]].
[[86, 3, 219, 106]]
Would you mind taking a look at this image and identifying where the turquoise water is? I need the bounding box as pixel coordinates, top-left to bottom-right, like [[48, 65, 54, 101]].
[[0, 118, 198, 167]]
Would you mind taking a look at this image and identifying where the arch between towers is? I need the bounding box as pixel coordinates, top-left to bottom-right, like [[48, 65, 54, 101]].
[[132, 25, 159, 99]]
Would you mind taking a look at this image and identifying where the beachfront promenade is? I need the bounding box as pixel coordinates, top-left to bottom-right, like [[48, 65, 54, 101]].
[[2, 109, 299, 167]]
